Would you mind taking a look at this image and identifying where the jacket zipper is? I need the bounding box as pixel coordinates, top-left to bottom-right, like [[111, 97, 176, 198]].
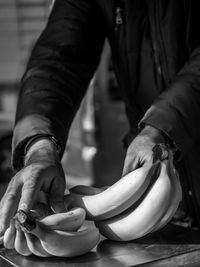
[[113, 0, 145, 122], [115, 7, 123, 31], [154, 0, 170, 84], [114, 0, 124, 31]]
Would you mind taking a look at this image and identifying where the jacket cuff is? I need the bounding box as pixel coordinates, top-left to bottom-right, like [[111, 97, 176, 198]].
[[139, 105, 192, 159], [12, 114, 67, 170]]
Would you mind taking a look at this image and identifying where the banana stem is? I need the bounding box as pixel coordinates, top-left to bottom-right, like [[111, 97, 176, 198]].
[[152, 143, 171, 162], [17, 210, 36, 232], [17, 210, 48, 241]]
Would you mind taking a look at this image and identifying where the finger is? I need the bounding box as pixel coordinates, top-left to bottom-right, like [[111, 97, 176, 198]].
[[31, 202, 50, 219], [0, 180, 22, 235], [122, 156, 139, 176], [18, 178, 41, 213], [49, 176, 66, 213]]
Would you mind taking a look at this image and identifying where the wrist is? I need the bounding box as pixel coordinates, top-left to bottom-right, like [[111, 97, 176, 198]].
[[24, 138, 60, 166], [140, 125, 168, 143]]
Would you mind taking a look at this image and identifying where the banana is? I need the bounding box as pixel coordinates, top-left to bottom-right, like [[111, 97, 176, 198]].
[[16, 210, 100, 257], [38, 227, 100, 257], [24, 232, 52, 257], [96, 154, 174, 241], [151, 186, 181, 233], [17, 210, 100, 257], [151, 155, 182, 233], [14, 221, 32, 256], [3, 191, 49, 254], [70, 185, 105, 195], [3, 219, 16, 249], [64, 162, 159, 220], [38, 207, 86, 231]]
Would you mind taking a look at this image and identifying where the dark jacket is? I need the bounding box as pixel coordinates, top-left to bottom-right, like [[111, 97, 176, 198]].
[[12, 0, 200, 225]]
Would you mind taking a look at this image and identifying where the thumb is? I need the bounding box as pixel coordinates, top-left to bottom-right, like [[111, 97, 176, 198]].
[[49, 178, 66, 213]]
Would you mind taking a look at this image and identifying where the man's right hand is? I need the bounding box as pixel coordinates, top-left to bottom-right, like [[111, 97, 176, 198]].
[[0, 139, 66, 240]]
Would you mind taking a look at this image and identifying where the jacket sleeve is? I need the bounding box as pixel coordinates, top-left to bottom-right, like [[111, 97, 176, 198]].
[[12, 0, 105, 170], [140, 47, 200, 159]]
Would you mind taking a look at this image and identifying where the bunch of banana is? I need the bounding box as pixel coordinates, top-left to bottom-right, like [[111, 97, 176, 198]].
[[3, 143, 182, 252], [67, 144, 182, 241], [3, 207, 100, 257], [95, 145, 182, 241], [64, 160, 160, 220]]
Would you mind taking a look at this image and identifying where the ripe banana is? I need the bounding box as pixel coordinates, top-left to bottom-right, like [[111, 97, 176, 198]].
[[151, 154, 182, 233], [96, 152, 174, 241], [37, 227, 100, 257], [3, 219, 16, 249], [38, 207, 86, 231], [64, 162, 159, 220], [14, 222, 32, 256], [16, 210, 100, 257], [24, 232, 51, 257], [70, 185, 105, 195]]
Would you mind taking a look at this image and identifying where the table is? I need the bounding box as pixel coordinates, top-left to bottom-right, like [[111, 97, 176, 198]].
[[1, 223, 200, 267]]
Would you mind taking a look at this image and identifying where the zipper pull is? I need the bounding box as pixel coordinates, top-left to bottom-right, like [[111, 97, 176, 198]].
[[115, 7, 123, 31]]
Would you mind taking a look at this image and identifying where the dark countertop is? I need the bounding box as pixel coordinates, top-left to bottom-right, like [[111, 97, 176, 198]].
[[1, 223, 200, 267]]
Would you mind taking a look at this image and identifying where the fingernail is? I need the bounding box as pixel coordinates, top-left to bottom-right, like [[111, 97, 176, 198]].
[[51, 201, 66, 213]]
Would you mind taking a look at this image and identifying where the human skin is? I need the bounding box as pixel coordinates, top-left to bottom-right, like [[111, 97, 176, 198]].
[[0, 125, 167, 239], [0, 139, 66, 239]]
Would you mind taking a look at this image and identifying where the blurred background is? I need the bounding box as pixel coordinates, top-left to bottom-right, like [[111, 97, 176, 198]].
[[0, 0, 129, 196]]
